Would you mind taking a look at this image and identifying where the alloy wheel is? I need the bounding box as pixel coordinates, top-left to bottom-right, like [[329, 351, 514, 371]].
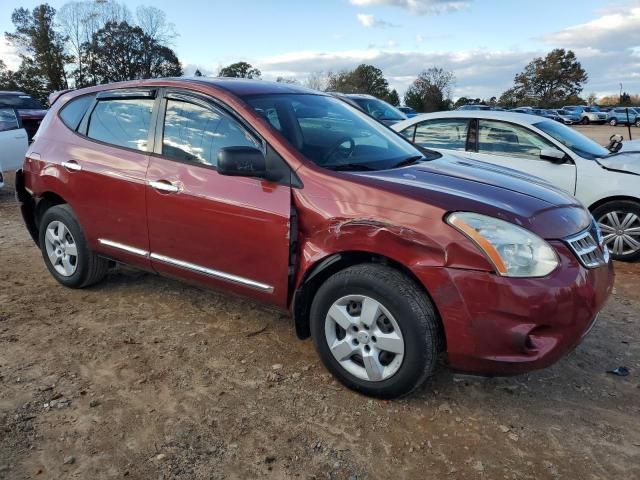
[[324, 295, 404, 382], [44, 220, 78, 277], [598, 211, 640, 257]]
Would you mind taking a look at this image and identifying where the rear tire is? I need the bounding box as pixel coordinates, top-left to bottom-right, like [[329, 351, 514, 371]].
[[635, 119, 640, 128], [39, 204, 109, 288], [581, 117, 589, 125], [310, 264, 441, 398], [592, 200, 640, 262]]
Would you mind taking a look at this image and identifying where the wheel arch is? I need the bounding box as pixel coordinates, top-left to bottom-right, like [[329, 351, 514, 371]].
[[588, 195, 640, 213], [292, 250, 446, 351]]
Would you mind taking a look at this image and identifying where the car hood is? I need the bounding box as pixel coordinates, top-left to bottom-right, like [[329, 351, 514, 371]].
[[356, 154, 591, 239], [598, 146, 640, 175]]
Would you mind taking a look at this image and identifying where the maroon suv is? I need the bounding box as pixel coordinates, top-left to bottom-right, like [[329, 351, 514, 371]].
[[16, 78, 614, 398], [0, 91, 48, 141]]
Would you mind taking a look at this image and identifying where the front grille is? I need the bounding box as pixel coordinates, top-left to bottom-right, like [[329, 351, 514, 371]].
[[565, 222, 609, 268]]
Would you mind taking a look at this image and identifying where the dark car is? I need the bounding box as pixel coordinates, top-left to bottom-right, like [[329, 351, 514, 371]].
[[16, 78, 613, 398], [397, 106, 418, 117], [331, 93, 407, 126], [0, 91, 48, 141]]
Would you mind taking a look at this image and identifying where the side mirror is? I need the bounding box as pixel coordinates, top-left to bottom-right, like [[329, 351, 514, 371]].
[[217, 146, 268, 179], [540, 148, 567, 164]]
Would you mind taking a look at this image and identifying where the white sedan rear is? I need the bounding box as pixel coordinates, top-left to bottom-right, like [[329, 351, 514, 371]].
[[393, 110, 640, 261]]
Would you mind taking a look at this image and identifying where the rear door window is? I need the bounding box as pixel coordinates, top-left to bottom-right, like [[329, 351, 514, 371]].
[[413, 118, 470, 151], [59, 94, 95, 131], [87, 98, 154, 151]]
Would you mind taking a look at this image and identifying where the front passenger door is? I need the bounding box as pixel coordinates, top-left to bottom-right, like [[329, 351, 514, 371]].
[[145, 91, 292, 306], [464, 119, 577, 194]]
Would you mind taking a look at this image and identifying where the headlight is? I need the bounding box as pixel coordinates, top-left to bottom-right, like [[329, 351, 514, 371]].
[[447, 212, 559, 277]]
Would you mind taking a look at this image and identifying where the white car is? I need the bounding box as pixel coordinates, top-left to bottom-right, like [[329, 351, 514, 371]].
[[0, 107, 29, 189], [393, 110, 640, 261]]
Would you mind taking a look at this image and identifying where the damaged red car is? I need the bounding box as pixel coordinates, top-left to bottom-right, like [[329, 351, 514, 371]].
[[16, 79, 614, 398]]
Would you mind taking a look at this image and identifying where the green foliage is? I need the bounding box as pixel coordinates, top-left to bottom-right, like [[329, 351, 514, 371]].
[[500, 49, 587, 107], [404, 67, 455, 113], [327, 64, 392, 99], [5, 4, 71, 103], [219, 62, 261, 79], [82, 21, 182, 84], [385, 89, 400, 106]]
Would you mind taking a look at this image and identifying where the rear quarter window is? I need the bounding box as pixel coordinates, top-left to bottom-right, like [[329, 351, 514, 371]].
[[59, 94, 95, 131]]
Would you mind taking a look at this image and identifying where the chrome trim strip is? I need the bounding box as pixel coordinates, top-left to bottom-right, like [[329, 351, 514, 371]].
[[149, 253, 274, 293], [98, 239, 149, 257]]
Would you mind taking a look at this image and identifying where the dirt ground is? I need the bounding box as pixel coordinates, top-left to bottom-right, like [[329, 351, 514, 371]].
[[1, 126, 639, 479]]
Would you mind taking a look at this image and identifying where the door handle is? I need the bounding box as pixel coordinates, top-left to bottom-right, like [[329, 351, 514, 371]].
[[149, 180, 180, 193], [62, 160, 82, 172]]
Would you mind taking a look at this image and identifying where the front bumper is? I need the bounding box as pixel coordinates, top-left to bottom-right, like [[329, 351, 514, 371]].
[[416, 241, 614, 375]]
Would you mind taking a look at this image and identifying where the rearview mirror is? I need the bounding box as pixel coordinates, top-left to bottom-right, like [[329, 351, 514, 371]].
[[217, 146, 268, 179], [540, 148, 566, 164]]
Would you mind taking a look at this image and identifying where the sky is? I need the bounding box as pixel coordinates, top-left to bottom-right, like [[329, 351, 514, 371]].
[[1, 0, 639, 100]]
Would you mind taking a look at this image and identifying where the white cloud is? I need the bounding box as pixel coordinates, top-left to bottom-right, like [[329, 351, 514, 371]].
[[350, 0, 472, 15], [257, 48, 532, 98], [356, 13, 398, 27], [544, 6, 640, 51], [0, 36, 21, 70]]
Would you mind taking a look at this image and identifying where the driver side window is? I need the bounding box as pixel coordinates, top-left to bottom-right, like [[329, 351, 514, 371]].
[[477, 120, 555, 160], [0, 108, 20, 132], [162, 99, 259, 168]]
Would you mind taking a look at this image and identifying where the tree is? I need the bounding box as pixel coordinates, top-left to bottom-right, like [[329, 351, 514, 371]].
[[404, 67, 455, 113], [304, 71, 329, 91], [276, 76, 299, 84], [194, 69, 202, 77], [135, 5, 176, 45], [219, 62, 261, 79], [326, 64, 392, 100], [620, 92, 633, 106], [83, 21, 181, 84], [6, 4, 71, 102], [0, 60, 20, 91], [509, 49, 587, 107], [386, 89, 400, 106]]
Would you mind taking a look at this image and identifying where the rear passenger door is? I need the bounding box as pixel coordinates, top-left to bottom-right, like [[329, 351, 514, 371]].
[[65, 89, 157, 268], [145, 90, 292, 306]]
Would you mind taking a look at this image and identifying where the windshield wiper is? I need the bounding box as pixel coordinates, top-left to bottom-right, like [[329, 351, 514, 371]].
[[389, 155, 423, 169], [328, 163, 376, 171]]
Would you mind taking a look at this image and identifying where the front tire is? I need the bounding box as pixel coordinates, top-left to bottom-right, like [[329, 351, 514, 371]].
[[310, 264, 441, 398], [39, 204, 109, 288], [593, 200, 640, 262], [609, 118, 618, 126], [581, 117, 589, 125]]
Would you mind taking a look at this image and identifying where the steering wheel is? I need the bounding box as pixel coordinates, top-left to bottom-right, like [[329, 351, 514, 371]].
[[323, 137, 356, 164]]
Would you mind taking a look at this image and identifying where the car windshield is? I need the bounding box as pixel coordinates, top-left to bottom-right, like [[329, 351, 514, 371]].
[[350, 97, 406, 121], [244, 93, 437, 171], [0, 94, 44, 110], [584, 106, 599, 112], [534, 120, 610, 160]]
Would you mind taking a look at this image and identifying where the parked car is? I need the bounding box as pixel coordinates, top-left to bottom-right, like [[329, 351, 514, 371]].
[[393, 110, 640, 261], [397, 106, 418, 117], [330, 93, 407, 126], [0, 91, 48, 141], [510, 107, 533, 114], [562, 105, 607, 125], [556, 108, 582, 124], [538, 109, 564, 122], [607, 107, 640, 127], [0, 107, 29, 189], [16, 79, 613, 398], [457, 104, 490, 111]]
